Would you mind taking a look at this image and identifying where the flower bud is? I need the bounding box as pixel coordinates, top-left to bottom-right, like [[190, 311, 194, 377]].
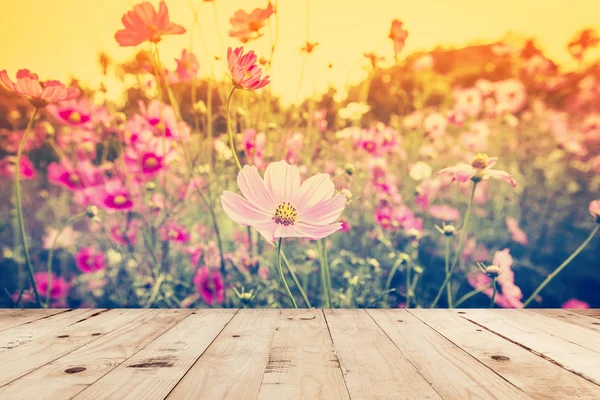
[[306, 249, 318, 260], [340, 189, 352, 200], [485, 265, 500, 278], [344, 163, 355, 175], [193, 101, 207, 115], [367, 258, 380, 269], [145, 182, 156, 192], [38, 121, 55, 138], [443, 225, 456, 236], [8, 109, 21, 125], [413, 265, 424, 274], [86, 205, 100, 222]]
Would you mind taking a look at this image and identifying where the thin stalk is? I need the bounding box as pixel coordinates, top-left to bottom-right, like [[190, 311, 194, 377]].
[[431, 183, 477, 308], [318, 239, 332, 307], [385, 256, 404, 305], [277, 239, 297, 308], [14, 108, 41, 307], [282, 252, 311, 308], [46, 212, 86, 307], [454, 285, 491, 308], [405, 263, 412, 308], [523, 224, 599, 308], [444, 237, 452, 308], [146, 274, 165, 308], [490, 279, 498, 308], [225, 87, 242, 170]]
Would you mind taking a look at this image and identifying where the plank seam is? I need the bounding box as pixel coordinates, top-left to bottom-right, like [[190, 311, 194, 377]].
[[0, 308, 73, 333], [321, 309, 353, 400], [454, 311, 600, 388], [406, 310, 535, 399], [255, 309, 283, 399], [363, 309, 445, 400], [162, 309, 240, 400], [571, 310, 600, 320]]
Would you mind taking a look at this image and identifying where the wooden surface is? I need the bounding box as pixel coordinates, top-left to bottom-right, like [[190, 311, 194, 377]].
[[0, 309, 599, 399]]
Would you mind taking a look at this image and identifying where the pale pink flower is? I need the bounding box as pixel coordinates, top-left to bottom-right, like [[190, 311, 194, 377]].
[[160, 222, 190, 243], [562, 299, 590, 309], [0, 69, 79, 108], [221, 161, 347, 244], [494, 79, 526, 114], [227, 47, 270, 90], [175, 49, 200, 82], [428, 204, 461, 221], [589, 199, 600, 222], [115, 1, 186, 47], [506, 217, 528, 245], [453, 88, 482, 117], [436, 153, 517, 188], [467, 249, 523, 308], [423, 113, 447, 140], [229, 3, 274, 43], [389, 19, 408, 54], [194, 266, 225, 306], [43, 226, 78, 249]]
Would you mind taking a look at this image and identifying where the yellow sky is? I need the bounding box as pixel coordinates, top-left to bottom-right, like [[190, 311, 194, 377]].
[[1, 0, 599, 104]]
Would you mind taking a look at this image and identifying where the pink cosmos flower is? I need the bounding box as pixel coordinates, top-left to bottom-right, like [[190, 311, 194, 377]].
[[468, 249, 523, 308], [428, 204, 461, 221], [436, 153, 517, 188], [243, 128, 266, 167], [175, 49, 200, 82], [34, 272, 69, 299], [46, 98, 100, 127], [340, 220, 351, 232], [110, 222, 138, 246], [562, 299, 590, 309], [423, 113, 447, 140], [227, 47, 270, 90], [194, 266, 225, 306], [494, 79, 526, 114], [138, 100, 189, 140], [506, 217, 528, 245], [589, 200, 600, 223], [161, 222, 190, 243], [75, 247, 106, 273], [389, 19, 408, 54], [102, 180, 135, 211], [43, 226, 78, 250], [115, 1, 186, 47], [221, 161, 347, 244], [453, 88, 483, 118], [0, 155, 35, 180], [229, 3, 274, 43], [47, 160, 104, 191], [0, 69, 80, 108]]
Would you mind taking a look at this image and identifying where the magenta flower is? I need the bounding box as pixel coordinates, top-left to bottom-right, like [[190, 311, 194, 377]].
[[0, 155, 36, 180], [436, 153, 517, 187], [562, 298, 590, 309], [115, 1, 186, 47], [468, 249, 523, 308], [229, 3, 274, 43], [221, 161, 347, 244], [194, 266, 225, 306], [75, 247, 106, 273], [34, 272, 69, 299], [0, 69, 80, 108], [506, 217, 528, 245], [161, 222, 190, 243], [589, 199, 600, 223], [47, 98, 98, 127], [227, 47, 270, 90]]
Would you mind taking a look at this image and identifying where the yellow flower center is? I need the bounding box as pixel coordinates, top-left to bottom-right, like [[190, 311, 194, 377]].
[[68, 174, 80, 184], [144, 156, 159, 169], [155, 121, 166, 132], [68, 111, 81, 123], [113, 195, 128, 206], [273, 202, 297, 226], [471, 153, 490, 170]]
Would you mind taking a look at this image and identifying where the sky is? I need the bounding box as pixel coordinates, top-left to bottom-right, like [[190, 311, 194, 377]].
[[1, 0, 599, 105]]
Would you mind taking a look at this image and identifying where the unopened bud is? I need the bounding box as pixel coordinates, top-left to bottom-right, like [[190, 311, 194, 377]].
[[38, 121, 55, 138], [306, 249, 318, 260], [344, 163, 355, 175], [485, 265, 500, 278], [193, 101, 207, 115], [8, 109, 21, 124], [340, 189, 352, 200], [145, 182, 156, 192], [413, 265, 424, 274], [443, 225, 456, 236], [85, 205, 99, 219]]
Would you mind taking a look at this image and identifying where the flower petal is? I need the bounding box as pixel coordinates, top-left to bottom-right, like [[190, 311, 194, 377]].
[[300, 194, 347, 225], [221, 191, 272, 225], [237, 165, 275, 212], [294, 221, 343, 240], [264, 160, 300, 205], [485, 169, 517, 187], [293, 172, 335, 210]]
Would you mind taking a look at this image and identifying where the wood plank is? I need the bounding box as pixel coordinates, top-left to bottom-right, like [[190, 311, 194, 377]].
[[494, 309, 600, 354], [572, 309, 600, 319], [533, 309, 600, 335], [73, 309, 237, 400], [368, 309, 531, 400], [452, 309, 600, 386], [0, 309, 192, 400], [324, 309, 441, 399], [0, 309, 102, 357], [258, 310, 349, 400], [167, 309, 279, 400], [411, 310, 600, 399], [0, 308, 68, 332], [0, 309, 146, 388]]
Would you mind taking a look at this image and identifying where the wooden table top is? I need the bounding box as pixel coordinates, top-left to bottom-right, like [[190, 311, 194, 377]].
[[0, 308, 599, 399]]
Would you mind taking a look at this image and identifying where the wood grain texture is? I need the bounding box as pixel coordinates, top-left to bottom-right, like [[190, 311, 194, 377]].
[[73, 309, 237, 400], [324, 309, 441, 400], [412, 309, 600, 400], [533, 309, 600, 335], [258, 310, 349, 400], [368, 309, 531, 400], [571, 309, 600, 319], [167, 309, 278, 400], [0, 309, 144, 388], [452, 309, 600, 385], [0, 308, 68, 332], [0, 309, 192, 400]]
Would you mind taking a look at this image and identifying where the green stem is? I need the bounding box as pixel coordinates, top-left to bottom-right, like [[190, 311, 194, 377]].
[[14, 108, 41, 307], [490, 279, 498, 308], [146, 274, 165, 308], [444, 237, 452, 308], [431, 182, 477, 308], [385, 257, 404, 305], [277, 239, 297, 308], [523, 224, 599, 308], [226, 87, 242, 171], [318, 239, 332, 308], [454, 285, 491, 308], [281, 252, 311, 307], [46, 212, 86, 307], [405, 263, 412, 308]]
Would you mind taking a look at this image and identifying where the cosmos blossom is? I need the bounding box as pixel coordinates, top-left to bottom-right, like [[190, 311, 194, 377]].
[[229, 2, 274, 43], [34, 272, 69, 299], [468, 249, 524, 308], [0, 69, 79, 108], [562, 298, 590, 309], [436, 153, 517, 188], [506, 217, 528, 245], [0, 155, 36, 180], [389, 19, 408, 54], [221, 161, 347, 244], [590, 199, 600, 222], [194, 266, 225, 306], [174, 49, 200, 82], [115, 1, 186, 47], [227, 47, 270, 90], [75, 247, 106, 273]]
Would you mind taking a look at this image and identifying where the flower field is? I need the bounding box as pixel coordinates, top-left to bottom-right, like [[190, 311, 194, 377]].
[[0, 1, 599, 309]]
